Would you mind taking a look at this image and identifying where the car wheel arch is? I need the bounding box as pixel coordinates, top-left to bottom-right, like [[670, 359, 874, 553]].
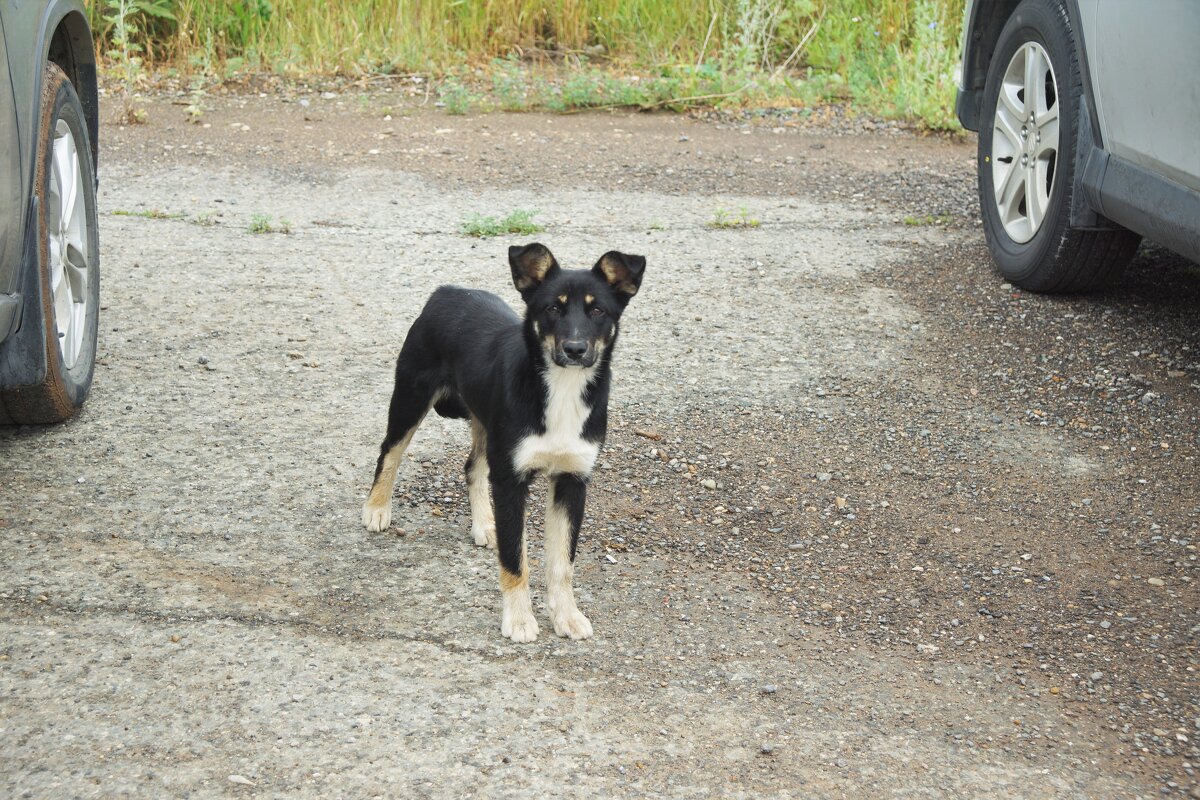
[[44, 6, 99, 176], [962, 0, 1101, 146]]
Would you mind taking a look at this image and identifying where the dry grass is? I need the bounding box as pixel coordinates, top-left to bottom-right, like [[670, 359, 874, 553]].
[[90, 0, 965, 129]]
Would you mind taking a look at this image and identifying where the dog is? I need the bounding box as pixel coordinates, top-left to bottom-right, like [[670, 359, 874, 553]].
[[361, 243, 645, 643]]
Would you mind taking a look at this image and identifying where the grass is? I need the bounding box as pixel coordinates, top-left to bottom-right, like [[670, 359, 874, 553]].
[[709, 207, 761, 229], [902, 213, 954, 226], [248, 213, 291, 234], [111, 208, 186, 220], [88, 0, 966, 130], [460, 209, 544, 238]]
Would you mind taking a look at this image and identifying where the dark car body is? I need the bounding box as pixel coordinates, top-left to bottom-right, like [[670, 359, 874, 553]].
[[0, 0, 97, 380]]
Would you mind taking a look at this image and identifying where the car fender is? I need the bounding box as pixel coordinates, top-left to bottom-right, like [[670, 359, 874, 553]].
[[0, 0, 95, 374], [957, 0, 1112, 228]]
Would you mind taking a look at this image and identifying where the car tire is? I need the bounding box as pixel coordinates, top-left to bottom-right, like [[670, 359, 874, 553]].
[[0, 63, 99, 424], [977, 0, 1140, 292]]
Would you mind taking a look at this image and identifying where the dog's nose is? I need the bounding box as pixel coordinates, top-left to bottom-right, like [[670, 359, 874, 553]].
[[562, 340, 588, 360]]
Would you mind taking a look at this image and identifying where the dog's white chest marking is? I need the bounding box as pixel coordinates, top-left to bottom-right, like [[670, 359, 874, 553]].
[[513, 365, 600, 477]]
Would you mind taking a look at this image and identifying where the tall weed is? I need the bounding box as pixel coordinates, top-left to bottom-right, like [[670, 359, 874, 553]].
[[88, 0, 965, 129]]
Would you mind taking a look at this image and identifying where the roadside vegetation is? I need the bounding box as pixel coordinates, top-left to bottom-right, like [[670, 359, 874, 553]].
[[709, 206, 762, 229], [248, 213, 291, 234], [90, 0, 963, 130], [460, 209, 545, 238]]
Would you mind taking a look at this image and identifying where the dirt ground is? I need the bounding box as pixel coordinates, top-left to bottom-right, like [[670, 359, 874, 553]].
[[2, 87, 1198, 798]]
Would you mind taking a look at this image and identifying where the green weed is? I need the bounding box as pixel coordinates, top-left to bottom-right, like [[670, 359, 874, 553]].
[[184, 76, 208, 122], [709, 207, 761, 229], [100, 0, 174, 124], [460, 209, 544, 238], [439, 79, 475, 115], [111, 208, 185, 220], [249, 214, 291, 234], [491, 56, 530, 111], [902, 213, 954, 226]]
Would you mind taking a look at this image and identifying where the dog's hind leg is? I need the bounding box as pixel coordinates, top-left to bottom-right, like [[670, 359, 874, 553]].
[[465, 417, 496, 548], [362, 372, 436, 532], [492, 474, 538, 643], [545, 474, 593, 640]]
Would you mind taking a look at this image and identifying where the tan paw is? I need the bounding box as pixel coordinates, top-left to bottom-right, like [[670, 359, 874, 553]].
[[551, 608, 593, 640], [471, 522, 497, 549], [362, 502, 391, 532], [501, 607, 540, 643]]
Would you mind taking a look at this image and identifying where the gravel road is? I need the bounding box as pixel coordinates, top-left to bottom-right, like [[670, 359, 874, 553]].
[[1, 89, 1198, 798]]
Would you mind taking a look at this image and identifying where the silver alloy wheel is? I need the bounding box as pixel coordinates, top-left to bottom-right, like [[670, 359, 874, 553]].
[[991, 41, 1060, 244], [47, 118, 90, 369]]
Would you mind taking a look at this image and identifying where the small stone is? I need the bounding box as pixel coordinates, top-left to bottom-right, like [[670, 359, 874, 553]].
[[227, 775, 255, 786], [1020, 553, 1032, 561], [170, 634, 182, 643], [1049, 686, 1060, 695], [1090, 671, 1104, 681], [700, 478, 717, 490], [760, 743, 775, 755], [816, 472, 832, 482], [1099, 620, 1112, 629], [761, 685, 778, 694], [1147, 577, 1165, 587]]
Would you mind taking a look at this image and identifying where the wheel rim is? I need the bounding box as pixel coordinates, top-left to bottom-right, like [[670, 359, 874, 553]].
[[47, 118, 89, 370], [991, 41, 1060, 244]]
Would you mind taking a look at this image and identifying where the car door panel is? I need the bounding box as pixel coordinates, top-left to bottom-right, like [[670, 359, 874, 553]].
[[0, 13, 25, 295], [1079, 0, 1200, 192]]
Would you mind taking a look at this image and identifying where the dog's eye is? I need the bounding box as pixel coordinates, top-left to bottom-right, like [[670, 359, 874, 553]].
[[589, 307, 606, 318], [546, 305, 561, 317]]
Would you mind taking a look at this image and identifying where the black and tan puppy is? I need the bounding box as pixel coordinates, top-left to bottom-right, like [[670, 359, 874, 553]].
[[362, 243, 645, 642]]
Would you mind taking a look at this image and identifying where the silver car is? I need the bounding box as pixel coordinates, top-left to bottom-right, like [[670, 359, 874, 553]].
[[0, 0, 99, 423], [956, 0, 1200, 291]]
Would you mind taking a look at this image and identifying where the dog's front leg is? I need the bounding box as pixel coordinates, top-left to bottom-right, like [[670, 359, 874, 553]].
[[492, 475, 539, 643], [545, 474, 593, 640]]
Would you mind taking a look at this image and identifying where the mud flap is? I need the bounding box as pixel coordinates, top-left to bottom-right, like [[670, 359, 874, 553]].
[[0, 196, 49, 391]]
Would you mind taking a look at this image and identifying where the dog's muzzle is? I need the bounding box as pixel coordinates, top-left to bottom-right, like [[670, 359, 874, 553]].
[[555, 339, 596, 368]]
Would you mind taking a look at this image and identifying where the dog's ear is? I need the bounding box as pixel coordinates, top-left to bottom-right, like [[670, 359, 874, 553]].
[[509, 243, 559, 298], [592, 251, 646, 303]]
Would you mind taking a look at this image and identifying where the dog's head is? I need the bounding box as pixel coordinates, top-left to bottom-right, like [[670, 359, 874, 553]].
[[509, 243, 645, 369]]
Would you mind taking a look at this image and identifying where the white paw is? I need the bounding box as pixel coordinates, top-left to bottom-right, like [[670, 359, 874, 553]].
[[501, 607, 540, 643], [362, 502, 391, 532], [471, 522, 497, 549], [551, 608, 593, 640]]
